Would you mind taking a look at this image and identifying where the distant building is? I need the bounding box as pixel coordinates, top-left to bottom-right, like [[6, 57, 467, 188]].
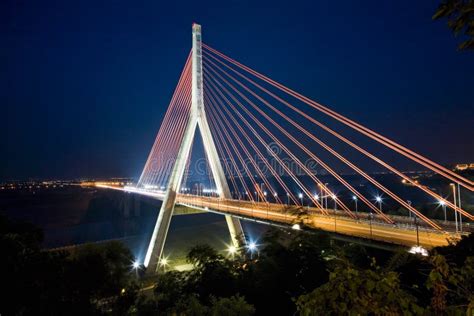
[[454, 163, 474, 171]]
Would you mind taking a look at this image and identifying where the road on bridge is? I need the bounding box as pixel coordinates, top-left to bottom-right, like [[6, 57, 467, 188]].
[[97, 184, 461, 249]]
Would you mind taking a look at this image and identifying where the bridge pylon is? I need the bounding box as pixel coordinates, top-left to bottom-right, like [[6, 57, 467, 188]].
[[144, 23, 245, 274]]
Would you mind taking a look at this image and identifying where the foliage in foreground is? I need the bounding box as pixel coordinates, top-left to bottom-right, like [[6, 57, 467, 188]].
[[2, 213, 474, 315], [296, 236, 474, 315], [433, 0, 474, 50], [296, 261, 424, 315], [0, 214, 138, 315]]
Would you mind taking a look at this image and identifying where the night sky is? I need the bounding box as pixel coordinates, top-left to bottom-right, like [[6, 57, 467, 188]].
[[1, 0, 473, 180]]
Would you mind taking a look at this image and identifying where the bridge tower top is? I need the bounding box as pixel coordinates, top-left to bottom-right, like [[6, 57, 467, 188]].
[[192, 23, 204, 117]]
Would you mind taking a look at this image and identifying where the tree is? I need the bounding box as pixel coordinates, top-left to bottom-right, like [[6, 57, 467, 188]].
[[296, 261, 424, 315], [448, 256, 474, 314], [433, 233, 474, 266], [0, 214, 138, 315], [427, 254, 474, 315], [154, 270, 191, 312], [209, 295, 255, 316], [186, 244, 221, 267], [433, 0, 474, 50]]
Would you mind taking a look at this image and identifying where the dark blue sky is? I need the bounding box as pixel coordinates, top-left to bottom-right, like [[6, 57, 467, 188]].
[[1, 0, 473, 180]]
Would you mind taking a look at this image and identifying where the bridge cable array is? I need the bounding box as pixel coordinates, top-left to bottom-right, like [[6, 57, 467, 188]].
[[138, 45, 473, 233]]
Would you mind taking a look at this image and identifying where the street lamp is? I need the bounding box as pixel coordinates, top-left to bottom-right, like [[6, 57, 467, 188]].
[[227, 245, 237, 259], [438, 200, 447, 223], [332, 194, 337, 232], [450, 183, 459, 233], [369, 211, 373, 239], [318, 183, 324, 209], [299, 193, 303, 206], [457, 183, 463, 233], [248, 242, 257, 251], [264, 191, 269, 219], [414, 213, 420, 247], [352, 195, 358, 215], [324, 183, 329, 209], [132, 260, 140, 270], [159, 257, 169, 272], [286, 192, 290, 205], [375, 196, 382, 212], [247, 242, 258, 259]]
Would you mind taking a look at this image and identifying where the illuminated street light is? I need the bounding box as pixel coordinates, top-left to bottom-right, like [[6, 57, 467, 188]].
[[132, 261, 140, 270], [159, 257, 169, 272], [298, 193, 303, 206], [375, 196, 382, 212], [314, 194, 319, 208], [247, 242, 258, 259], [248, 242, 257, 251], [352, 195, 358, 215], [438, 200, 447, 222], [228, 245, 237, 255]]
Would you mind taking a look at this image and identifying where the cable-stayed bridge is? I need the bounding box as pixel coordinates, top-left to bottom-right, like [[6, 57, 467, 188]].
[[98, 24, 473, 274]]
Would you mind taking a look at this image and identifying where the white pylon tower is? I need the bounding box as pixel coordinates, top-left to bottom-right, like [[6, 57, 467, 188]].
[[144, 23, 245, 273]]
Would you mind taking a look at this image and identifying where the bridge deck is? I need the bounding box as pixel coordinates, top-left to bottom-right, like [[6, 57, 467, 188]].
[[98, 185, 463, 249]]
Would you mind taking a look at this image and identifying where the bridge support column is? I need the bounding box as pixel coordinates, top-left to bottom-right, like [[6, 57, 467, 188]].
[[144, 23, 245, 274]]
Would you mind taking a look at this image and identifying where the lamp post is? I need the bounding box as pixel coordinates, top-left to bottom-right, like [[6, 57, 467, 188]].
[[450, 183, 458, 234], [457, 183, 463, 233], [352, 195, 358, 216], [376, 196, 382, 212], [248, 242, 257, 260], [332, 195, 337, 232], [407, 200, 412, 219], [299, 193, 303, 207], [414, 214, 420, 247], [227, 245, 237, 260], [286, 192, 290, 205], [264, 191, 269, 219], [318, 184, 324, 210], [439, 200, 447, 223], [324, 183, 329, 210], [369, 211, 373, 240], [159, 257, 169, 273]]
